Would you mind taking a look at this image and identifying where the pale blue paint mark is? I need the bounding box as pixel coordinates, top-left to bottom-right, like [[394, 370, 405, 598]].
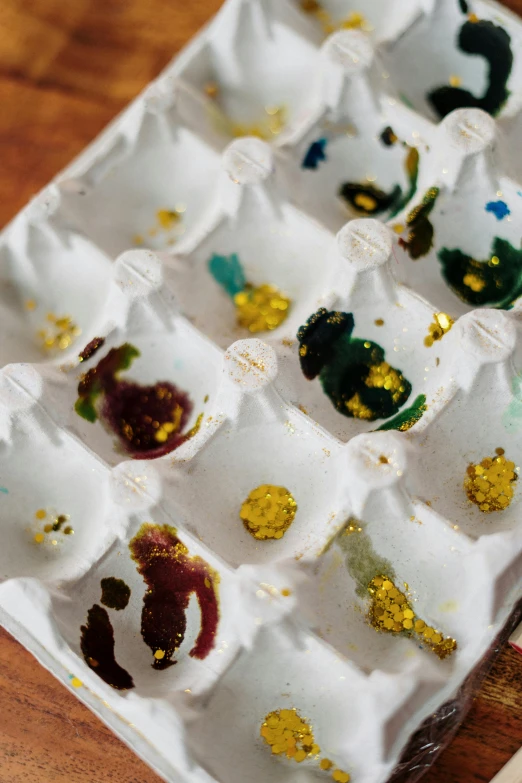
[[0, 487, 8, 494]]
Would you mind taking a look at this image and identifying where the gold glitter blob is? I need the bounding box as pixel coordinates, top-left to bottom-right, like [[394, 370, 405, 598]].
[[25, 299, 36, 311], [464, 453, 517, 512], [344, 520, 363, 535], [240, 485, 297, 540], [449, 75, 462, 87], [156, 209, 181, 231], [70, 677, 83, 688], [34, 510, 74, 543], [35, 509, 46, 520], [374, 318, 384, 326], [300, 0, 371, 34], [154, 403, 183, 443], [393, 224, 405, 234], [34, 533, 45, 544], [154, 650, 165, 660], [321, 759, 333, 770], [260, 709, 319, 761], [346, 362, 407, 419], [136, 207, 184, 248], [368, 575, 457, 659], [463, 272, 486, 292], [468, 12, 479, 22], [424, 312, 454, 347], [354, 193, 378, 212], [38, 313, 81, 353], [234, 284, 291, 333], [332, 772, 351, 783]]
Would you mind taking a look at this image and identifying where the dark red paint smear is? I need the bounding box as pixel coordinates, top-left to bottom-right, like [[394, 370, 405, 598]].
[[80, 604, 134, 690], [129, 524, 220, 670], [75, 343, 194, 459]]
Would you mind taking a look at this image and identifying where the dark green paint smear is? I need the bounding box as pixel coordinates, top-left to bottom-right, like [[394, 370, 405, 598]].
[[100, 577, 131, 611], [428, 20, 513, 118], [438, 237, 522, 307], [377, 394, 427, 432], [459, 0, 469, 13], [337, 521, 396, 599], [339, 182, 402, 216], [80, 604, 134, 690], [399, 187, 440, 260], [297, 309, 412, 422]]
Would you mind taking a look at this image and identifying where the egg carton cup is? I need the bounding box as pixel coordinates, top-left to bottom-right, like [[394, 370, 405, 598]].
[[2, 1, 522, 783]]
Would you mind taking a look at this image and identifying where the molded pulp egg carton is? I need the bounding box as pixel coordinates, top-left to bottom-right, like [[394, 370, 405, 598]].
[[2, 0, 522, 782]]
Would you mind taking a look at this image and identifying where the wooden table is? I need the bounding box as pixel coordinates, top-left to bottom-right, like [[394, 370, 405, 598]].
[[0, 1, 521, 781]]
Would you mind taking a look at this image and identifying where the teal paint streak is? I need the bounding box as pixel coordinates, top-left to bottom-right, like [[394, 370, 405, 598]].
[[208, 253, 246, 299], [0, 487, 8, 494], [502, 374, 522, 433]]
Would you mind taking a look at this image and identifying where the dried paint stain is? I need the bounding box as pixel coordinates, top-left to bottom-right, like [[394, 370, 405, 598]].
[[100, 577, 131, 611], [129, 523, 219, 668], [75, 343, 198, 458], [80, 605, 134, 690]]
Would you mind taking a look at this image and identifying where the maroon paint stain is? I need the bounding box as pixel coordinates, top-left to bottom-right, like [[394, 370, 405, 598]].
[[78, 336, 105, 363], [80, 604, 134, 690], [129, 523, 220, 670], [75, 343, 194, 459]]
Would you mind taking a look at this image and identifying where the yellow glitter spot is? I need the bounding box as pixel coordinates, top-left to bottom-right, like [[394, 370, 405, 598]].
[[70, 677, 83, 688], [34, 533, 45, 544], [449, 75, 462, 87], [261, 709, 319, 763], [157, 209, 180, 231], [204, 81, 219, 98], [240, 485, 298, 541], [368, 575, 457, 659], [490, 255, 500, 266], [153, 403, 183, 443], [463, 272, 486, 292], [374, 318, 384, 326], [38, 313, 81, 353], [133, 234, 144, 246], [332, 771, 351, 783], [154, 650, 165, 660], [281, 588, 292, 597], [464, 452, 517, 512], [35, 509, 46, 520], [25, 299, 36, 311], [468, 12, 479, 22], [354, 193, 378, 212], [321, 759, 333, 770], [393, 224, 405, 234], [424, 312, 454, 347], [234, 284, 291, 333]]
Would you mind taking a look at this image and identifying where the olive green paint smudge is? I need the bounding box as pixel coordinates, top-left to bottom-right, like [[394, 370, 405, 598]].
[[337, 521, 396, 599], [100, 577, 131, 611], [377, 394, 427, 432], [339, 182, 402, 216], [428, 20, 513, 118], [399, 187, 440, 260], [438, 237, 522, 308]]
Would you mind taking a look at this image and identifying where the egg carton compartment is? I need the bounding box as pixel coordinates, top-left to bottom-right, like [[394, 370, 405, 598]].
[[1, 0, 522, 782], [383, 0, 522, 123], [390, 108, 522, 316], [0, 187, 112, 367]]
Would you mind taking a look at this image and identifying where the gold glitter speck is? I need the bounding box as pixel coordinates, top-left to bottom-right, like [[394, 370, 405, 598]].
[[240, 485, 297, 540], [38, 313, 81, 353], [374, 318, 384, 326], [464, 452, 517, 512], [424, 312, 454, 347], [261, 709, 319, 761], [449, 75, 462, 87]]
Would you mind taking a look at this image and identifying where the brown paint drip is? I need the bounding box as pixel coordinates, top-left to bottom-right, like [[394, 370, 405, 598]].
[[129, 523, 220, 669], [80, 605, 134, 690]]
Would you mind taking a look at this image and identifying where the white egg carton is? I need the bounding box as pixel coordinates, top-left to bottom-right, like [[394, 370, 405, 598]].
[[1, 1, 522, 782]]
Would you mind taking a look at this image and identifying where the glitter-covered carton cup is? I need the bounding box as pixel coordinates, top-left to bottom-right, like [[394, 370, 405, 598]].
[[390, 107, 522, 316], [276, 219, 447, 442], [0, 364, 125, 584], [0, 186, 112, 367], [165, 137, 338, 349]]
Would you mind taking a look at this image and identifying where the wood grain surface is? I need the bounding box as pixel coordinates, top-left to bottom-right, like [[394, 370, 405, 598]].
[[0, 1, 521, 781]]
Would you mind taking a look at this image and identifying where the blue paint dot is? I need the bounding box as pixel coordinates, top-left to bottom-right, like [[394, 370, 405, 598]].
[[485, 200, 510, 220], [302, 138, 328, 170]]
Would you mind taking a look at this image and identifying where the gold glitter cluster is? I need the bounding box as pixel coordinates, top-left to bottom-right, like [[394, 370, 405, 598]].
[[260, 709, 350, 781], [464, 449, 517, 512], [424, 312, 454, 347], [368, 575, 457, 660], [133, 207, 184, 248], [346, 362, 407, 420], [38, 313, 81, 352], [299, 0, 372, 34], [240, 484, 297, 540], [205, 84, 287, 140], [34, 508, 74, 545], [234, 284, 291, 333]]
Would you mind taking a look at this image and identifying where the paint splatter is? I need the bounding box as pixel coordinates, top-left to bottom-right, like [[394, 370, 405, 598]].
[[485, 200, 510, 220], [339, 182, 402, 216], [376, 394, 427, 432], [38, 313, 81, 353], [337, 520, 395, 598], [100, 577, 131, 611], [302, 138, 328, 170], [399, 187, 440, 259], [75, 343, 198, 458], [129, 523, 220, 669], [438, 237, 522, 307], [79, 337, 105, 363], [208, 253, 291, 333], [80, 604, 135, 690], [428, 20, 513, 118], [297, 309, 412, 422]]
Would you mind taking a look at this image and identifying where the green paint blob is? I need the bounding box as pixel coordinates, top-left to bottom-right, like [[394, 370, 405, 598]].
[[399, 187, 440, 260], [297, 309, 412, 422], [208, 253, 247, 299], [339, 182, 402, 216], [377, 394, 427, 432], [428, 20, 513, 118], [438, 237, 522, 307], [337, 521, 396, 599]]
